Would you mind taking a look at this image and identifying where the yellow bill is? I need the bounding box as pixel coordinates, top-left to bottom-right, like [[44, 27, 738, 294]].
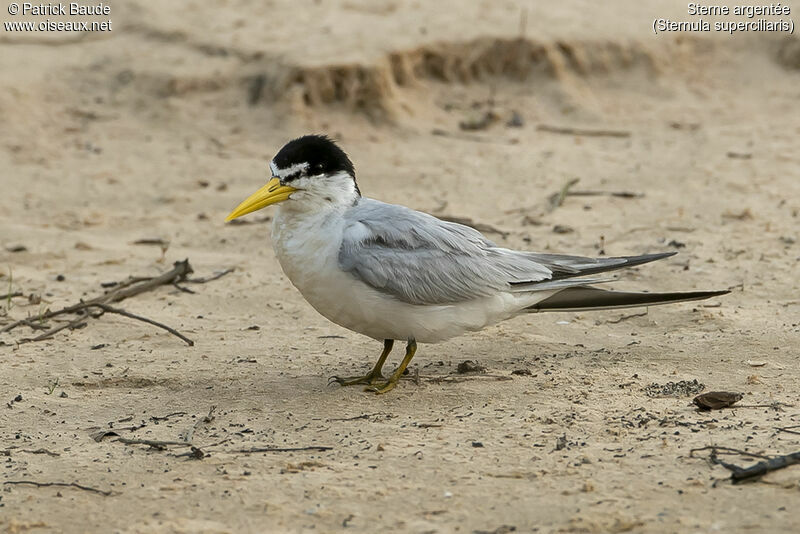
[[225, 177, 297, 221]]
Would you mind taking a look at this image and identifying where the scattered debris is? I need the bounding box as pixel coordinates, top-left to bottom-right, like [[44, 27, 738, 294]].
[[456, 360, 486, 374], [506, 111, 524, 128], [552, 224, 574, 234], [597, 311, 647, 325], [182, 405, 216, 444], [547, 178, 580, 211], [227, 214, 272, 225], [693, 391, 744, 410], [248, 74, 266, 106], [430, 129, 517, 145], [327, 413, 377, 422], [511, 369, 532, 376], [746, 360, 766, 367], [722, 208, 753, 220], [225, 446, 333, 454], [89, 429, 120, 442], [131, 238, 170, 246], [5, 245, 27, 253], [564, 189, 644, 199], [459, 110, 498, 131], [7, 394, 23, 408], [691, 446, 800, 484], [0, 259, 231, 346], [4, 480, 113, 496], [473, 525, 517, 534], [20, 448, 60, 457], [669, 121, 700, 131], [644, 379, 705, 398], [423, 374, 512, 384], [537, 124, 631, 138], [726, 151, 752, 159], [667, 239, 686, 248], [184, 267, 235, 284]]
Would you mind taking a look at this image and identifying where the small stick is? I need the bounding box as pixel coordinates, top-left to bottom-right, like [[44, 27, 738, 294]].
[[183, 406, 216, 443], [694, 447, 800, 484], [422, 374, 513, 384], [172, 283, 196, 294], [430, 129, 515, 144], [225, 446, 333, 454], [327, 413, 377, 422], [0, 292, 23, 300], [9, 317, 53, 332], [727, 452, 800, 483], [23, 314, 88, 343], [548, 178, 580, 211], [149, 412, 188, 423], [566, 190, 644, 199], [93, 303, 194, 346], [22, 448, 61, 457], [537, 124, 631, 138], [4, 480, 113, 496], [689, 446, 771, 460], [602, 311, 648, 324], [185, 268, 235, 284], [116, 438, 193, 449], [732, 403, 793, 410], [0, 260, 193, 335]]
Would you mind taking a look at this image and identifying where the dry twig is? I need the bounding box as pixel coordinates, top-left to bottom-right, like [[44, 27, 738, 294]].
[[0, 259, 229, 346], [691, 446, 800, 484], [225, 446, 333, 454], [183, 405, 217, 443], [4, 480, 113, 496], [537, 124, 631, 138]]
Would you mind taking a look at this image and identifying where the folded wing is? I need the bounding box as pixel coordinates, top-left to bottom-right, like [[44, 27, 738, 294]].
[[338, 200, 685, 306]]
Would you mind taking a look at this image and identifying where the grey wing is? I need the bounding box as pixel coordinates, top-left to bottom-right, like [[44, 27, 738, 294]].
[[338, 200, 678, 306], [338, 200, 557, 305], [339, 199, 649, 306]]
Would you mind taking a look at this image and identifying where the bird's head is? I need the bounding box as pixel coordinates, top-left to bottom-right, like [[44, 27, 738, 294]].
[[225, 135, 359, 221]]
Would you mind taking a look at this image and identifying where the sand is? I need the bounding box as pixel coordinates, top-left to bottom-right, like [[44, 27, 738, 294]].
[[1, 1, 800, 532]]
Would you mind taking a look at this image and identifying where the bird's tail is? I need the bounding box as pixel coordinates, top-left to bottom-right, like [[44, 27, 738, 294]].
[[528, 286, 730, 313]]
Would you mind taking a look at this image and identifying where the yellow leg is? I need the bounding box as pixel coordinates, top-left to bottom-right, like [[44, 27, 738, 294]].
[[329, 339, 394, 386], [366, 340, 417, 395]]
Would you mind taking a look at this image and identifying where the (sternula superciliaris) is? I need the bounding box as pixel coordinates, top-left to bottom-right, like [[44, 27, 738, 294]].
[[226, 135, 729, 394]]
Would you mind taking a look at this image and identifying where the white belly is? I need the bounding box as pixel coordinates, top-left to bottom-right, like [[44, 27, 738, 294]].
[[271, 206, 543, 343]]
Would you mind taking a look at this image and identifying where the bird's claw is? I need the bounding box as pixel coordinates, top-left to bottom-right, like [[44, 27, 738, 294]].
[[363, 378, 400, 394], [328, 372, 385, 387]]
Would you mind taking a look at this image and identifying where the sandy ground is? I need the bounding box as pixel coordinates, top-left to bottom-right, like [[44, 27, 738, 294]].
[[2, 1, 800, 532]]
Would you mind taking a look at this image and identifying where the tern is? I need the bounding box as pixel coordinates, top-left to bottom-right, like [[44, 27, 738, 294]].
[[226, 135, 728, 394]]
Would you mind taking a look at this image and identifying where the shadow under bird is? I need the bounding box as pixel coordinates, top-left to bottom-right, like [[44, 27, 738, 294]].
[[225, 135, 729, 394]]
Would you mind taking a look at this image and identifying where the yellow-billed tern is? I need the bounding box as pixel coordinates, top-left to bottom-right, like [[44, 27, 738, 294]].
[[226, 135, 728, 394]]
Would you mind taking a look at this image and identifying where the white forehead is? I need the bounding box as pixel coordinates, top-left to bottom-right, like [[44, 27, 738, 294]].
[[270, 161, 309, 179]]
